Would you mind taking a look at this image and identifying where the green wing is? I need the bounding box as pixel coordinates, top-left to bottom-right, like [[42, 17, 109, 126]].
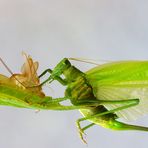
[[86, 61, 148, 121]]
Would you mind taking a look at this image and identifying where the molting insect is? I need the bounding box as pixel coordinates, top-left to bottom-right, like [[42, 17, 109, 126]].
[[1, 54, 148, 143]]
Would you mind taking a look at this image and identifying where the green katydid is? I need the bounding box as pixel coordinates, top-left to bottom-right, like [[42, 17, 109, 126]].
[[39, 58, 148, 143], [1, 54, 148, 143]]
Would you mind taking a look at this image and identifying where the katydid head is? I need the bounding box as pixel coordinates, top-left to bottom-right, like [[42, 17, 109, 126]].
[[50, 58, 86, 84], [39, 58, 86, 87]]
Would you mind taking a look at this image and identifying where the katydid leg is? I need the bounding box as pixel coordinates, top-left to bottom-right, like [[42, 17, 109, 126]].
[[42, 97, 100, 111], [72, 98, 139, 106], [39, 68, 67, 86], [82, 123, 95, 132], [76, 98, 139, 143], [39, 69, 52, 78]]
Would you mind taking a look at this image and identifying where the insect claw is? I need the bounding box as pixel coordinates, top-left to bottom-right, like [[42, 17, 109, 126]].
[[76, 120, 87, 144], [80, 132, 87, 144]]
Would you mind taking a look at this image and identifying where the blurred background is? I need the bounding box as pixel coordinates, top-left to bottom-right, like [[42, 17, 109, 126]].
[[0, 0, 148, 148]]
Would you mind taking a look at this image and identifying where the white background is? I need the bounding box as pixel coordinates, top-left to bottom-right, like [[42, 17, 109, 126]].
[[0, 0, 148, 148]]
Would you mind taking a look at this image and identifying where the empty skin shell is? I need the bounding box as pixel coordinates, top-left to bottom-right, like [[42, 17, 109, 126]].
[[10, 53, 45, 97]]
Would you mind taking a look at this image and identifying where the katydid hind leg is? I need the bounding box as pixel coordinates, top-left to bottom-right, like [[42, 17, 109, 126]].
[[76, 98, 139, 143], [73, 98, 139, 107]]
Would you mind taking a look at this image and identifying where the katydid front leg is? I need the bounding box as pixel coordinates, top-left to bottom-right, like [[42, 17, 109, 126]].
[[39, 69, 67, 86]]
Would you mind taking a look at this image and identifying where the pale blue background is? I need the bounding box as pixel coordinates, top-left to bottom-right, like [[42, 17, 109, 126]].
[[0, 0, 148, 148]]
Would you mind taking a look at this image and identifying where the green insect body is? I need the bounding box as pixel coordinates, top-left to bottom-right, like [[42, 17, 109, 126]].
[[42, 58, 148, 143]]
